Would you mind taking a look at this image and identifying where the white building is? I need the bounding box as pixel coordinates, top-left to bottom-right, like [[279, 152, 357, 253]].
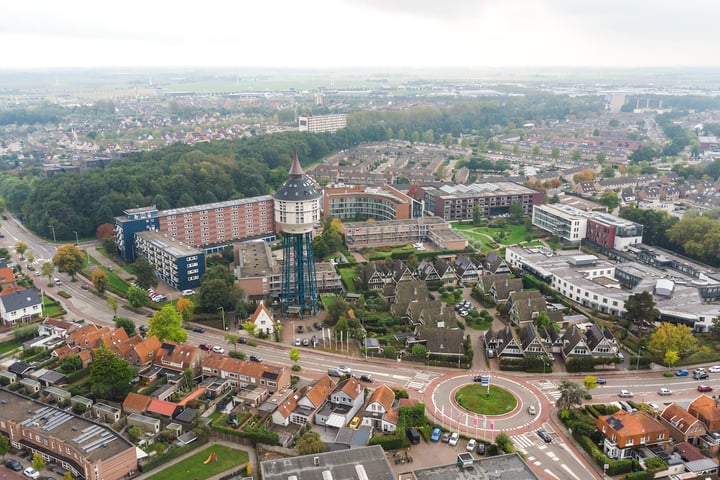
[[298, 114, 347, 134], [532, 204, 588, 243]]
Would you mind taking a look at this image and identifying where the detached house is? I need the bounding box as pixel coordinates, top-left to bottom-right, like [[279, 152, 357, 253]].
[[0, 289, 42, 324], [39, 318, 79, 339], [688, 395, 720, 432], [660, 404, 707, 445], [316, 377, 365, 428], [597, 410, 669, 460], [362, 385, 398, 432], [250, 302, 275, 336]]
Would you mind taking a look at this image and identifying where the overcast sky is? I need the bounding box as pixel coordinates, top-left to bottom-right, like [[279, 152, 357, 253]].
[[3, 0, 718, 69]]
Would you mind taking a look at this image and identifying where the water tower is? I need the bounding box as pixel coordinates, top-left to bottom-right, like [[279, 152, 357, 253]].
[[273, 150, 321, 316]]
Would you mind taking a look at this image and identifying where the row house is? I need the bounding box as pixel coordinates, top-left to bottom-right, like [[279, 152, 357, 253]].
[[415, 258, 457, 284], [660, 404, 708, 446], [519, 324, 549, 357], [454, 256, 481, 283], [561, 324, 617, 360], [477, 274, 524, 303], [507, 290, 547, 325], [154, 342, 202, 377], [417, 326, 465, 361], [316, 377, 366, 428], [201, 352, 290, 393], [406, 301, 457, 329], [688, 395, 720, 432], [390, 281, 430, 319], [363, 263, 393, 290], [597, 410, 670, 460], [485, 326, 523, 359], [484, 253, 511, 275]]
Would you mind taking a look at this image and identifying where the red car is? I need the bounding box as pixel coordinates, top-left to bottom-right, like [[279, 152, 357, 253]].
[[199, 343, 213, 351], [698, 385, 713, 392]]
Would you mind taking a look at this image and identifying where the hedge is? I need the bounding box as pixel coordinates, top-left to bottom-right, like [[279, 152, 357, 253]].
[[624, 472, 652, 480], [211, 422, 279, 445]]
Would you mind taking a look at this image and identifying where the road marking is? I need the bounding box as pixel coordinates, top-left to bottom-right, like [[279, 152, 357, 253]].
[[561, 463, 582, 480], [543, 469, 561, 479]]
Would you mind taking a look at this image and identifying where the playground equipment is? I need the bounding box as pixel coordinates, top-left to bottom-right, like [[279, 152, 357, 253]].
[[203, 452, 218, 464]]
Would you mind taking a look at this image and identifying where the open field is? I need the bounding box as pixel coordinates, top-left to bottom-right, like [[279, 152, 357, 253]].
[[144, 444, 249, 480]]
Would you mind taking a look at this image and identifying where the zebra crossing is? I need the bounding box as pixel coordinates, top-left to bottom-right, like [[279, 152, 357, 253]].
[[533, 380, 562, 402], [511, 432, 541, 452]]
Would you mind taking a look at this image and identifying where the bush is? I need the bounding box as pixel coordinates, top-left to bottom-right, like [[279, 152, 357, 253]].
[[291, 365, 302, 371], [624, 472, 652, 480]]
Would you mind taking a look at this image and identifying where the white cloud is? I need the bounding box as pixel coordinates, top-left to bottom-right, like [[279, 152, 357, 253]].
[[1, 0, 718, 68]]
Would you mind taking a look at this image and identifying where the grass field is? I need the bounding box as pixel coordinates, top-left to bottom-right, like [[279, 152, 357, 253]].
[[455, 384, 518, 415], [144, 444, 249, 480], [453, 223, 532, 246], [337, 267, 358, 293]]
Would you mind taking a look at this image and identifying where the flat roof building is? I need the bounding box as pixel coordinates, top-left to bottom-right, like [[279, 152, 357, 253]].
[[323, 184, 423, 221], [261, 444, 393, 480], [135, 230, 206, 291], [342, 216, 467, 250], [298, 114, 347, 134]]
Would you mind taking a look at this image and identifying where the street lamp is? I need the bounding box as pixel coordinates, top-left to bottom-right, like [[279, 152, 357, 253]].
[[48, 225, 56, 243], [543, 361, 549, 376], [73, 231, 79, 246], [636, 345, 645, 371], [217, 307, 226, 331]]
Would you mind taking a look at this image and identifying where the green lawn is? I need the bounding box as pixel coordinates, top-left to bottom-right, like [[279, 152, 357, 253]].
[[455, 384, 517, 415], [144, 444, 248, 480], [0, 339, 22, 355], [337, 267, 358, 293]]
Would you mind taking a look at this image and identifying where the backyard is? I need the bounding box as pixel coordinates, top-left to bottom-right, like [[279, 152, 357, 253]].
[[144, 444, 249, 480]]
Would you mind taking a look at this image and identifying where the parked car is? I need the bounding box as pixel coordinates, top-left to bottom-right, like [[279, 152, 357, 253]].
[[81, 283, 89, 290], [302, 338, 310, 347], [476, 442, 486, 455], [313, 322, 323, 330], [199, 343, 213, 351], [698, 385, 714, 392], [23, 467, 40, 479], [441, 431, 451, 443], [327, 368, 342, 377], [349, 416, 361, 429], [466, 439, 477, 452], [536, 429, 552, 443], [658, 387, 673, 396], [430, 428, 442, 442], [238, 337, 248, 344], [448, 432, 460, 446], [212, 346, 225, 354], [294, 338, 301, 346], [139, 325, 148, 333], [619, 390, 634, 398], [296, 325, 304, 333], [5, 460, 22, 471], [249, 355, 262, 363], [408, 428, 422, 444], [192, 326, 205, 333], [675, 369, 689, 376], [181, 289, 195, 297]]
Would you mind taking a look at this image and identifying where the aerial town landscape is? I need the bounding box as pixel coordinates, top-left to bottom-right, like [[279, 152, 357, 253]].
[[3, 2, 720, 480]]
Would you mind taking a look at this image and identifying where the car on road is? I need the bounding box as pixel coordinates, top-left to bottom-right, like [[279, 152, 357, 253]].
[[709, 365, 720, 373], [619, 390, 634, 398], [430, 428, 442, 442], [448, 432, 460, 446], [238, 337, 248, 344], [199, 343, 213, 351], [658, 387, 673, 396], [181, 289, 195, 297], [675, 369, 689, 376], [249, 355, 262, 363], [296, 325, 304, 333], [23, 467, 40, 479], [596, 377, 607, 385], [327, 368, 342, 377], [536, 429, 552, 443], [441, 431, 451, 443], [528, 405, 537, 415], [139, 325, 148, 333], [5, 460, 22, 471], [360, 374, 373, 383], [81, 284, 89, 290], [337, 365, 352, 375], [694, 372, 709, 380], [473, 375, 483, 382], [212, 346, 225, 354], [192, 326, 205, 333], [698, 385, 714, 392], [466, 439, 477, 452], [34, 271, 40, 276], [53, 278, 62, 285]]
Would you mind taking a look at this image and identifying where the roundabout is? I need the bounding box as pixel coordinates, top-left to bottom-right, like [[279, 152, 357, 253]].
[[455, 384, 517, 415]]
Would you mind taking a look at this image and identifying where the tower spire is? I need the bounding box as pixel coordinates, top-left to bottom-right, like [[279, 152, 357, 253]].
[[289, 149, 304, 178]]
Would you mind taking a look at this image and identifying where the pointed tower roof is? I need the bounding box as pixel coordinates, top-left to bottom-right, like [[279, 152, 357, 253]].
[[289, 149, 304, 178]]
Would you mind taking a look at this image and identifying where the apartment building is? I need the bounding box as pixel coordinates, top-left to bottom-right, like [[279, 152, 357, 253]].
[[298, 114, 347, 133], [342, 216, 467, 250], [134, 231, 206, 290], [418, 182, 544, 221], [322, 184, 423, 221], [114, 196, 275, 262]]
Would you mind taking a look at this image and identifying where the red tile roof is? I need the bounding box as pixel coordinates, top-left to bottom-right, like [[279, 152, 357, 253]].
[[178, 387, 206, 407], [147, 399, 178, 417]]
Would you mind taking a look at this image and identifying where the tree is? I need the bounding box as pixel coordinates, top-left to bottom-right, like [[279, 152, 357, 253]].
[[32, 452, 45, 472], [664, 349, 680, 367], [0, 433, 8, 457], [25, 250, 34, 265], [176, 297, 194, 323], [411, 343, 427, 361], [106, 296, 118, 317], [582, 376, 599, 391], [127, 285, 149, 308], [63, 473, 74, 480], [551, 147, 560, 160], [89, 344, 133, 401], [473, 205, 484, 225], [289, 347, 300, 364], [711, 316, 720, 340], [571, 149, 582, 161], [198, 278, 231, 312], [296, 431, 325, 455], [52, 244, 85, 279], [667, 216, 720, 263], [96, 223, 114, 240], [534, 311, 551, 331], [598, 191, 621, 211], [132, 257, 157, 290], [624, 291, 659, 326], [327, 297, 349, 325], [148, 305, 187, 343], [59, 354, 83, 373], [242, 320, 257, 337], [556, 379, 587, 410], [114, 317, 136, 337], [508, 200, 524, 224], [127, 426, 142, 443], [15, 241, 27, 260], [572, 169, 596, 183], [41, 261, 55, 284], [91, 269, 108, 293], [225, 333, 239, 350], [183, 368, 195, 390], [649, 322, 698, 358], [495, 433, 514, 453]]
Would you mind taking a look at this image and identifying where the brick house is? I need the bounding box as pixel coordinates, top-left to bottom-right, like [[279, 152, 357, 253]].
[[597, 410, 670, 460]]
